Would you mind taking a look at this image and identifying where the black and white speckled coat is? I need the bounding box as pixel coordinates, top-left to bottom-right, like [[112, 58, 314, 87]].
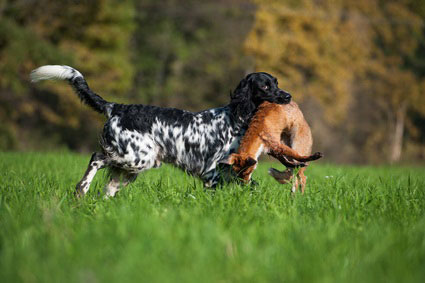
[[30, 65, 291, 197]]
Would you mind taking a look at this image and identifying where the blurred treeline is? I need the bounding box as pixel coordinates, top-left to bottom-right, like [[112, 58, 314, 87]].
[[0, 0, 424, 164]]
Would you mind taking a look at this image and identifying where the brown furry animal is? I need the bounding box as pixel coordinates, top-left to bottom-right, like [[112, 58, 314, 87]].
[[222, 101, 322, 193]]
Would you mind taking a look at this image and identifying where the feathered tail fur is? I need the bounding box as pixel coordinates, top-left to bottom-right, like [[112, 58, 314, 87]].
[[30, 65, 110, 115]]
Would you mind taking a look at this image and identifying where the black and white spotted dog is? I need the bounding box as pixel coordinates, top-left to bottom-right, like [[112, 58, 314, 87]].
[[31, 65, 291, 197]]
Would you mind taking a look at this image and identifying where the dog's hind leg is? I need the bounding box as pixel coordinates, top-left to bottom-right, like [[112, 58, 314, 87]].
[[75, 152, 108, 197], [104, 169, 138, 198]]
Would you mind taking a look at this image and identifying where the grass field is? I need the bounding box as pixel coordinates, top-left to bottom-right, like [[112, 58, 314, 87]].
[[0, 151, 424, 283]]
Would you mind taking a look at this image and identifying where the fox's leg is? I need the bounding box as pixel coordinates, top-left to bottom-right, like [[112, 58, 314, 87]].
[[297, 167, 307, 194], [268, 153, 307, 168], [261, 132, 322, 163], [269, 166, 308, 193], [268, 168, 294, 184]]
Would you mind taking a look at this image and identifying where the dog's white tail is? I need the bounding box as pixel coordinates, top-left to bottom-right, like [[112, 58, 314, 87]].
[[30, 65, 111, 115], [30, 65, 83, 82]]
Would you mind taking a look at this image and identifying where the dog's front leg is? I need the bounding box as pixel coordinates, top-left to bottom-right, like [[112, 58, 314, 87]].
[[75, 152, 107, 197], [202, 169, 221, 189]]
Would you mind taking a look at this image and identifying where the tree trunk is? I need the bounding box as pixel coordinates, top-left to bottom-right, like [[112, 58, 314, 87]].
[[389, 101, 408, 163]]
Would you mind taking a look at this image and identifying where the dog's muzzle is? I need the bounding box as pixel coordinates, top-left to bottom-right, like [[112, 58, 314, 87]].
[[277, 90, 291, 104]]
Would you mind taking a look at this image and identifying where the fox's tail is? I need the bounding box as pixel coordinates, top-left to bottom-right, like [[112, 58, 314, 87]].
[[30, 65, 111, 115]]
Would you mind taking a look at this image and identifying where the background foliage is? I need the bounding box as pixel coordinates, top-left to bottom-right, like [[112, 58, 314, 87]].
[[0, 0, 424, 164]]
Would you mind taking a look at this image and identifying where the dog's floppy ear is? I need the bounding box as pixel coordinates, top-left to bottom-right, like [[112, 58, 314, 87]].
[[245, 157, 257, 167], [229, 76, 256, 121], [219, 154, 237, 165], [231, 77, 250, 100]]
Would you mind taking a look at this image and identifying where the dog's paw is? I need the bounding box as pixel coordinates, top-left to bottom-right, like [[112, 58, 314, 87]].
[[74, 190, 84, 199], [250, 179, 259, 187]]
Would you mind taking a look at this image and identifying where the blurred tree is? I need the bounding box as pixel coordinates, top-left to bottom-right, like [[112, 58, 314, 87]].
[[406, 0, 425, 160], [353, 0, 425, 163], [0, 0, 135, 150], [0, 0, 257, 151], [131, 0, 255, 110], [245, 0, 370, 124], [245, 0, 425, 163], [0, 0, 424, 163]]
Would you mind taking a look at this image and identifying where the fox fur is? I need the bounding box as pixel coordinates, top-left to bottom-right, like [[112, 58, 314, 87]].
[[222, 101, 322, 193]]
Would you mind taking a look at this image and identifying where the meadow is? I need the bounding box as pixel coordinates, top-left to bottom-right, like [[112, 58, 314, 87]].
[[0, 151, 424, 283]]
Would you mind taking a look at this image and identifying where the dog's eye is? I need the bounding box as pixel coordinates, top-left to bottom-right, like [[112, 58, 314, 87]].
[[262, 85, 269, 90]]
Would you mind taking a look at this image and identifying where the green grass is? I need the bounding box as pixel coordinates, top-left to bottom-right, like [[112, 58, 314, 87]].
[[0, 152, 424, 283]]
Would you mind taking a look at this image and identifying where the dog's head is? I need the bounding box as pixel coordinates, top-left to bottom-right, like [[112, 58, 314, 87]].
[[220, 153, 257, 182], [230, 72, 291, 122]]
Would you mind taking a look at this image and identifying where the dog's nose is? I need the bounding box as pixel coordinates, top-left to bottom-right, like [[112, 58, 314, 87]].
[[279, 90, 291, 102]]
